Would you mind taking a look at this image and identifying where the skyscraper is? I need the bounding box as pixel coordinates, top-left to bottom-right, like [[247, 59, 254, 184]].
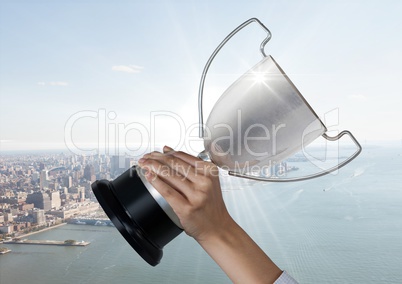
[[31, 209, 45, 225], [49, 191, 61, 209], [83, 164, 95, 182], [111, 155, 125, 177], [39, 170, 49, 190], [63, 176, 73, 188]]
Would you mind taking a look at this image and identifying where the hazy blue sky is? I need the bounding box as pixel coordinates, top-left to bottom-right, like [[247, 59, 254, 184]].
[[1, 0, 401, 154]]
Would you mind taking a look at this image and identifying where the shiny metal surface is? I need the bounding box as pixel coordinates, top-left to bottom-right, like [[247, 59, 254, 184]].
[[229, 131, 362, 182], [204, 55, 327, 171], [136, 167, 183, 229]]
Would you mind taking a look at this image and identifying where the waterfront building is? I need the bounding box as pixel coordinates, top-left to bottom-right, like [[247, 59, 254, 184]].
[[13, 222, 30, 232], [49, 191, 61, 209], [0, 224, 13, 234], [31, 209, 45, 225], [26, 191, 51, 210]]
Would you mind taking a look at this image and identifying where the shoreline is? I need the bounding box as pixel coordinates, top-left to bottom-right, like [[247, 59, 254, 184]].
[[6, 239, 90, 247], [15, 223, 67, 239]]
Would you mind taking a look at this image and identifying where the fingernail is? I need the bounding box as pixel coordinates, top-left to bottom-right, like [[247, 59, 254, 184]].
[[163, 145, 174, 153], [138, 158, 146, 165]]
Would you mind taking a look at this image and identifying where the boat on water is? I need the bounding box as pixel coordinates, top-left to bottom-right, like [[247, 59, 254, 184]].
[[0, 247, 11, 255], [69, 218, 113, 226], [94, 220, 107, 226]]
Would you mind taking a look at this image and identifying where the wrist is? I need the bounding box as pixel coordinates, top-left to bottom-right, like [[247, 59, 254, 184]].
[[194, 212, 237, 246], [195, 215, 282, 284]]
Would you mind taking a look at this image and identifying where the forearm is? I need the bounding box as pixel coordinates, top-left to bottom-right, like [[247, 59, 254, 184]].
[[197, 217, 282, 284]]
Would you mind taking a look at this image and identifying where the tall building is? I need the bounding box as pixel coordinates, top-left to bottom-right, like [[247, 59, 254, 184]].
[[83, 164, 95, 182], [26, 191, 51, 210], [49, 191, 61, 209], [60, 187, 68, 194], [72, 171, 80, 185], [40, 170, 49, 190], [68, 186, 86, 201], [4, 212, 13, 222], [111, 155, 125, 177], [32, 171, 40, 182], [84, 181, 93, 200], [63, 176, 73, 188], [79, 189, 85, 202], [0, 224, 13, 234], [31, 209, 46, 225]]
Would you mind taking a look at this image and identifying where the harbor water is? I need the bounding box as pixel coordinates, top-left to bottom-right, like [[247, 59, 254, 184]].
[[1, 145, 402, 283]]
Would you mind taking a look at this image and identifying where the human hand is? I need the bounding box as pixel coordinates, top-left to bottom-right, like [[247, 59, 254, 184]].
[[137, 146, 233, 243], [138, 146, 284, 283]]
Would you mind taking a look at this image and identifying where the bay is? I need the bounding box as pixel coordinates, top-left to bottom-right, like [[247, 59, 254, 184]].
[[1, 145, 402, 283]]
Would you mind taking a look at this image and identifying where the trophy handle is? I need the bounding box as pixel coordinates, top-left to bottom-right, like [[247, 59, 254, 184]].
[[228, 130, 362, 182], [198, 18, 272, 138]]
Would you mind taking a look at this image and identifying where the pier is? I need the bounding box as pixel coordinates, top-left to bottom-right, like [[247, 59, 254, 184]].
[[5, 239, 90, 247]]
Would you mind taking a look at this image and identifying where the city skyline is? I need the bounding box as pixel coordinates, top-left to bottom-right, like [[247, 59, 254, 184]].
[[1, 1, 401, 153], [0, 150, 110, 237]]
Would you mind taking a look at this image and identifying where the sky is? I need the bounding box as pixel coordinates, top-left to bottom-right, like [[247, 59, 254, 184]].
[[0, 0, 401, 155]]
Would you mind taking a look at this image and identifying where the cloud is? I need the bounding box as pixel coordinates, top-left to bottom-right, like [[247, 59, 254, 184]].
[[37, 81, 69, 86], [49, 81, 69, 86], [112, 65, 144, 73]]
